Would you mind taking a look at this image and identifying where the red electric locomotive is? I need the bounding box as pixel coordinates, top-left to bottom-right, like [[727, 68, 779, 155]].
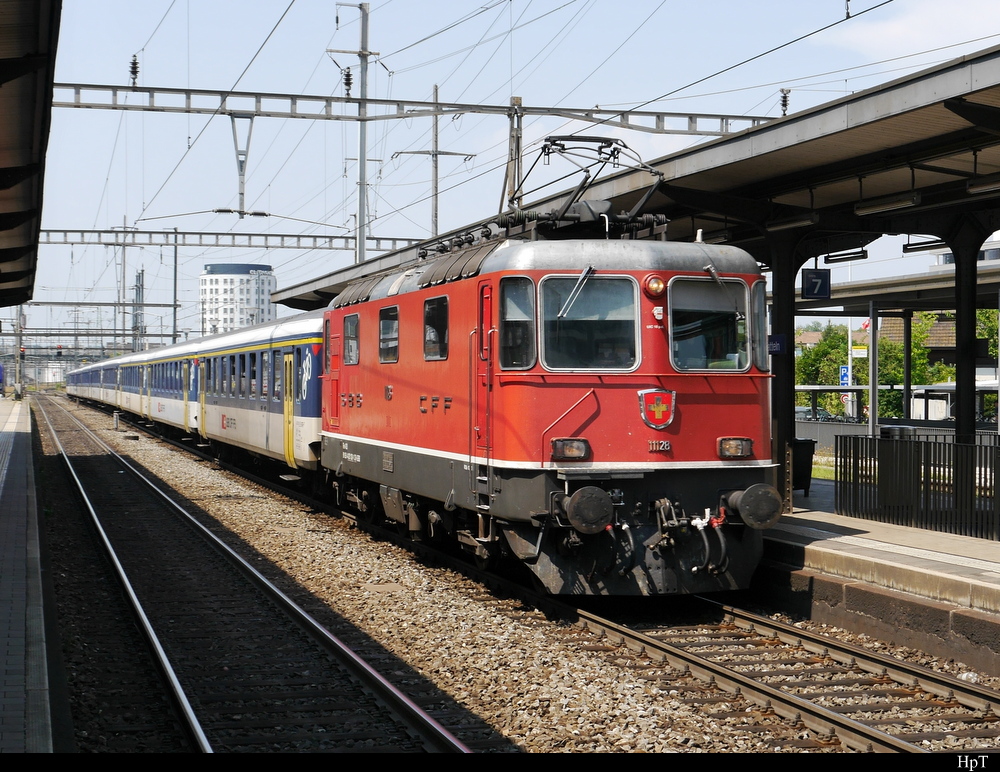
[[320, 237, 781, 595]]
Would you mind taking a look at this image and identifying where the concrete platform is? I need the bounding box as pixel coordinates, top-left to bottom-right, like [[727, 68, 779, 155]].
[[759, 478, 1000, 675], [0, 399, 50, 753]]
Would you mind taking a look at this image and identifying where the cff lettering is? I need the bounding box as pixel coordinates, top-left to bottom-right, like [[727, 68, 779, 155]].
[[958, 755, 990, 769]]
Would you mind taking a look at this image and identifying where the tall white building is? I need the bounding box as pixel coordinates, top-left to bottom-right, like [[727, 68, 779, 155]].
[[199, 263, 277, 335]]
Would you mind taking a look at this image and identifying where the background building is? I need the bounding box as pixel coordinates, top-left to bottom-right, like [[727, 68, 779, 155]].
[[199, 264, 276, 335]]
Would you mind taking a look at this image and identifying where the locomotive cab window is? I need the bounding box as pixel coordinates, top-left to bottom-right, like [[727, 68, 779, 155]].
[[669, 278, 750, 371], [500, 277, 536, 369], [751, 281, 770, 372], [423, 297, 448, 360], [540, 276, 637, 370], [379, 306, 399, 363]]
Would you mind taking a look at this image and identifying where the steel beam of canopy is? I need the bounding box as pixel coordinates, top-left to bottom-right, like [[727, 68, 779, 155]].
[[52, 83, 773, 136], [39, 229, 421, 252]]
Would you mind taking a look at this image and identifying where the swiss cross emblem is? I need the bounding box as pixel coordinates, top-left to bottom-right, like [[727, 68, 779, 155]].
[[638, 389, 676, 430]]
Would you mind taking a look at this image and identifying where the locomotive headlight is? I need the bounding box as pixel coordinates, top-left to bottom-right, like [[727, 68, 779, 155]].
[[551, 438, 591, 460], [718, 437, 753, 458], [643, 275, 666, 298]]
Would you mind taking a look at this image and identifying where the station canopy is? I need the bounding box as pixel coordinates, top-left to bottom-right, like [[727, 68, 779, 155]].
[[0, 1, 59, 308]]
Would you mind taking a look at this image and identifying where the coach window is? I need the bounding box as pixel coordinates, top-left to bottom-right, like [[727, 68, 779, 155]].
[[669, 277, 749, 372], [424, 297, 448, 360], [344, 314, 360, 365], [229, 355, 237, 396], [540, 276, 637, 370], [379, 306, 399, 363], [239, 353, 247, 397], [261, 351, 270, 399], [295, 348, 303, 402], [249, 352, 258, 398], [273, 355, 282, 401], [499, 277, 536, 369]]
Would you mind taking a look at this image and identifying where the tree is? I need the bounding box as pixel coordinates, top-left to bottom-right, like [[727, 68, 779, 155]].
[[977, 309, 998, 418], [795, 324, 848, 415], [977, 308, 998, 360], [794, 314, 957, 419]]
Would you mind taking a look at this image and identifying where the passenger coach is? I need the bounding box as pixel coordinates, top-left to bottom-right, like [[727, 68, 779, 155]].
[[67, 311, 324, 472]]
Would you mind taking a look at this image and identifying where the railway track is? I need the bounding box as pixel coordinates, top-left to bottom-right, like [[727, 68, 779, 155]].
[[58, 394, 1000, 753], [570, 600, 1000, 753], [35, 394, 470, 753]]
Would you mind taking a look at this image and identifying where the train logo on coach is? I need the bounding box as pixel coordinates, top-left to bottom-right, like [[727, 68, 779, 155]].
[[638, 389, 676, 430]]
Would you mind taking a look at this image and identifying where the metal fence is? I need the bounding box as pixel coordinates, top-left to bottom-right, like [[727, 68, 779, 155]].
[[835, 434, 1000, 540]]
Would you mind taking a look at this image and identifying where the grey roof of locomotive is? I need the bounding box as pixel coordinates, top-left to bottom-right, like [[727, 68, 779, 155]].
[[351, 239, 760, 306]]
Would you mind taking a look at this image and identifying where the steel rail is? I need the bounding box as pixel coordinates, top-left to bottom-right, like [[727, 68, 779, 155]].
[[572, 607, 927, 753], [34, 396, 214, 753], [43, 395, 471, 754], [706, 599, 1000, 713]]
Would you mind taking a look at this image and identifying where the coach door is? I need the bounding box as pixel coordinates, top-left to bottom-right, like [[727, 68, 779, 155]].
[[197, 361, 207, 439], [142, 365, 152, 420], [282, 352, 296, 469], [182, 361, 190, 430]]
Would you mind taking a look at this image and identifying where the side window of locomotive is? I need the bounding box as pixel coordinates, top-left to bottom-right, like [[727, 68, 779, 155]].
[[540, 276, 637, 370], [324, 320, 331, 374], [669, 278, 750, 371], [499, 277, 536, 369], [379, 306, 399, 363], [344, 314, 360, 365], [424, 297, 448, 360], [752, 281, 770, 372]]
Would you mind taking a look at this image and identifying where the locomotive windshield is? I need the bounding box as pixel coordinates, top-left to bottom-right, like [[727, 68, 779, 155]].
[[669, 277, 750, 371], [540, 276, 637, 370]]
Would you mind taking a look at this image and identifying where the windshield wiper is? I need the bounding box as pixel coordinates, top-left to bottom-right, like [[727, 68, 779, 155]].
[[557, 265, 595, 318]]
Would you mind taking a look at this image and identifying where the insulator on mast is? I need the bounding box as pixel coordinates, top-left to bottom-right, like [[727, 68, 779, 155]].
[[343, 67, 353, 97], [780, 88, 790, 117], [129, 55, 139, 88]]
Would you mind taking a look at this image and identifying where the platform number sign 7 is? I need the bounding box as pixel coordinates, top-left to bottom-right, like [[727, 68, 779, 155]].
[[801, 268, 831, 300]]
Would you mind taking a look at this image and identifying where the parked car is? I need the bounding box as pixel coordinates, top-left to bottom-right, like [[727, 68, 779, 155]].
[[795, 406, 836, 420]]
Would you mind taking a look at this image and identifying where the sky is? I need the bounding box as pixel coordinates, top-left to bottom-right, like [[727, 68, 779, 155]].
[[18, 0, 1000, 345]]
